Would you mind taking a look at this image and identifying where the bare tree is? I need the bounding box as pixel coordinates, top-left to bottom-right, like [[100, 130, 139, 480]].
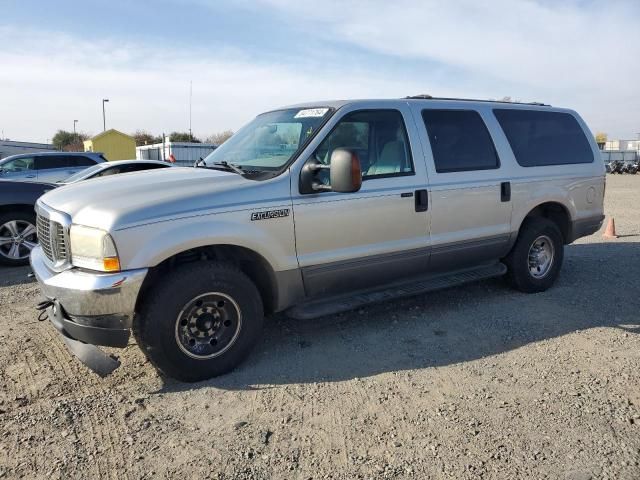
[[205, 130, 234, 145], [132, 130, 162, 146]]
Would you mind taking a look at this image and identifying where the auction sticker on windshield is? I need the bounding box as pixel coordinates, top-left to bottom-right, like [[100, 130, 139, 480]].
[[294, 108, 329, 118]]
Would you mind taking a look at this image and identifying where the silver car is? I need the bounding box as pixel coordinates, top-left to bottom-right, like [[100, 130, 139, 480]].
[[31, 96, 606, 382], [0, 152, 106, 183]]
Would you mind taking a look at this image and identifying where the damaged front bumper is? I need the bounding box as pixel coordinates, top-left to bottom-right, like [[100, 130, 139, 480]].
[[30, 245, 148, 375]]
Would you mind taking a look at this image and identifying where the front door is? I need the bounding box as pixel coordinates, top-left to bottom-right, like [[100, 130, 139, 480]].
[[0, 156, 36, 181], [292, 106, 431, 297]]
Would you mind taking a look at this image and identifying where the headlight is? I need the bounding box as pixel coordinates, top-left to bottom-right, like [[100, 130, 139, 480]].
[[69, 225, 121, 272]]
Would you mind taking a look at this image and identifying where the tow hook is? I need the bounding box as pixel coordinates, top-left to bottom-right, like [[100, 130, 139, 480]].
[[35, 299, 54, 322]]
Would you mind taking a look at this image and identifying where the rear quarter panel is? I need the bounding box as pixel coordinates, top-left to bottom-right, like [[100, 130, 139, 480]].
[[488, 107, 605, 238]]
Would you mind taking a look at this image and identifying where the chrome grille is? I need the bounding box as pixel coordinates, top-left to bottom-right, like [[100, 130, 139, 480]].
[[53, 222, 68, 260], [37, 214, 54, 262], [36, 214, 68, 264]]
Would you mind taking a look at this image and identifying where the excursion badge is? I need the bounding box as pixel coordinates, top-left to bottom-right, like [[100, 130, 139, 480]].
[[251, 209, 290, 221]]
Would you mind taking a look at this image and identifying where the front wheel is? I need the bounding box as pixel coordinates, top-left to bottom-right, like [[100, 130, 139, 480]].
[[503, 217, 564, 293], [0, 211, 38, 266], [134, 262, 264, 382]]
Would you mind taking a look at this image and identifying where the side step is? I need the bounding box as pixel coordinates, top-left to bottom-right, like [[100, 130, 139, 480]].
[[287, 263, 507, 320]]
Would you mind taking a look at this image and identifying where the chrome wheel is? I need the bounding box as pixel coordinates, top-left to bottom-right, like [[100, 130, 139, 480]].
[[174, 292, 242, 360], [528, 235, 555, 279], [0, 220, 37, 261]]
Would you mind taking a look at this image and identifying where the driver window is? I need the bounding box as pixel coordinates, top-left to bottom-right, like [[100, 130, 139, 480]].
[[313, 110, 413, 183], [1, 157, 34, 172]]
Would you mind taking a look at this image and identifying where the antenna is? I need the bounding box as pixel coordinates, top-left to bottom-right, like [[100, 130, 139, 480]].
[[189, 80, 193, 142]]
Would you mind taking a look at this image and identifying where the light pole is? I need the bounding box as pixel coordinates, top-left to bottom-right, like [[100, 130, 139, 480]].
[[73, 119, 78, 135], [102, 99, 109, 131]]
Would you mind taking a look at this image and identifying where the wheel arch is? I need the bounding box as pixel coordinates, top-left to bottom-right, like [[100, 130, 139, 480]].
[[136, 244, 280, 316], [519, 201, 572, 243], [0, 204, 37, 216]]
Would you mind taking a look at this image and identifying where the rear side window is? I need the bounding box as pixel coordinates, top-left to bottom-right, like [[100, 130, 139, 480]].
[[493, 109, 594, 167], [72, 156, 97, 167], [421, 110, 499, 173], [36, 156, 68, 169]]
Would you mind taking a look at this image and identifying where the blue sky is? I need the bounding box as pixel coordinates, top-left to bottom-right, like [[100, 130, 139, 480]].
[[1, 0, 638, 142]]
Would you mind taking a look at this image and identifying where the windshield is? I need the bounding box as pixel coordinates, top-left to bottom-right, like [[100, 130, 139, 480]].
[[63, 163, 104, 183], [202, 107, 333, 171]]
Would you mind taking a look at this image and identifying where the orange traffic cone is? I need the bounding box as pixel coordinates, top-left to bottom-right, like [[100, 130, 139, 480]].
[[602, 217, 618, 239]]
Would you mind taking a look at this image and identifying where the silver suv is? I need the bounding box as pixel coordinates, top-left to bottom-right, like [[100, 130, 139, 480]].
[[0, 152, 106, 183], [31, 97, 605, 381]]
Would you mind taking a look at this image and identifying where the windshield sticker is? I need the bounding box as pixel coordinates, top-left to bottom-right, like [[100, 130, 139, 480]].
[[294, 108, 329, 119]]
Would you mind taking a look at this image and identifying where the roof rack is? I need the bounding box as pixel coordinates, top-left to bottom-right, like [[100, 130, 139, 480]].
[[404, 95, 550, 107]]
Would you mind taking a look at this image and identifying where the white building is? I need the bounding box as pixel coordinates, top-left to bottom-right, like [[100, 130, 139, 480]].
[[0, 140, 57, 160], [136, 141, 218, 167], [604, 139, 640, 152]]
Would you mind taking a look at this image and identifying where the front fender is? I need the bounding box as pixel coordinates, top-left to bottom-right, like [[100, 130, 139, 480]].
[[113, 209, 298, 272]]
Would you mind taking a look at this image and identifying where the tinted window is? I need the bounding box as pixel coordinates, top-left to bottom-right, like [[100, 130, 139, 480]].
[[36, 156, 70, 170], [422, 110, 499, 173], [124, 163, 168, 173], [71, 156, 97, 167], [314, 110, 413, 180], [493, 109, 594, 167]]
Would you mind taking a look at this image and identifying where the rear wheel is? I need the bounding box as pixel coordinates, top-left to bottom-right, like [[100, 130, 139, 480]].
[[504, 217, 564, 293], [134, 262, 264, 382], [0, 212, 38, 266]]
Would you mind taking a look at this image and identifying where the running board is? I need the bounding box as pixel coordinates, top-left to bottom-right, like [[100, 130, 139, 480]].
[[287, 263, 507, 320]]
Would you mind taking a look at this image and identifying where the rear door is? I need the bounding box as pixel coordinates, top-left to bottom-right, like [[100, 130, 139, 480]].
[[291, 103, 432, 297], [410, 103, 513, 271], [68, 155, 98, 176], [35, 156, 72, 182]]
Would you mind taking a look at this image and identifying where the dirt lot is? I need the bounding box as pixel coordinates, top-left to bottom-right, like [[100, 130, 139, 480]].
[[1, 175, 639, 480]]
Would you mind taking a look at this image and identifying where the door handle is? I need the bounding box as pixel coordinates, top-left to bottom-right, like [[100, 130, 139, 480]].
[[415, 189, 428, 212], [501, 181, 511, 202], [26, 175, 36, 178]]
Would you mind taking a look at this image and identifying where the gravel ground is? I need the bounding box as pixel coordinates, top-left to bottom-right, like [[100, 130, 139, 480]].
[[0, 175, 639, 480]]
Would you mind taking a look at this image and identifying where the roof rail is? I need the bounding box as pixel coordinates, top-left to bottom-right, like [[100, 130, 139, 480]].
[[404, 95, 550, 107]]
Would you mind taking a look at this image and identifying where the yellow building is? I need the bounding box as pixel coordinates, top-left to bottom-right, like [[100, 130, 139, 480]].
[[84, 129, 135, 161]]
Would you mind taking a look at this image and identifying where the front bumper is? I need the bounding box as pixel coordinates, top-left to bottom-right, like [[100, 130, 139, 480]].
[[30, 246, 148, 348]]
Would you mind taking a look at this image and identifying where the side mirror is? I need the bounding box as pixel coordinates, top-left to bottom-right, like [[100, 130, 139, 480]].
[[329, 148, 362, 193], [299, 149, 362, 194]]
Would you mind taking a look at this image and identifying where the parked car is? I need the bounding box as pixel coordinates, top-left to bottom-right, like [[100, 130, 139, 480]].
[[0, 160, 172, 266], [31, 97, 605, 381], [0, 152, 106, 183], [0, 180, 54, 266], [59, 159, 171, 184]]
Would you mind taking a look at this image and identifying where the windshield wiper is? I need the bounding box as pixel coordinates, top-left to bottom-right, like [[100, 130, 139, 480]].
[[205, 161, 245, 175]]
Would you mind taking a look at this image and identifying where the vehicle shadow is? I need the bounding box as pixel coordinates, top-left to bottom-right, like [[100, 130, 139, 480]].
[[0, 266, 34, 287], [158, 241, 640, 393]]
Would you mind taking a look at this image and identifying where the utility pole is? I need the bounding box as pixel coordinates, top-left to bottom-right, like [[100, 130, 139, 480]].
[[102, 99, 109, 131], [73, 119, 78, 135], [189, 81, 193, 142]]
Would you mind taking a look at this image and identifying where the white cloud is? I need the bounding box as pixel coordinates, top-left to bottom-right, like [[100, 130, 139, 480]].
[[1, 1, 639, 142], [0, 26, 452, 142], [253, 0, 640, 137]]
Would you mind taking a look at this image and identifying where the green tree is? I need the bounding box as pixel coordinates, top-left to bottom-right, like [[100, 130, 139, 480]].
[[205, 130, 234, 145], [169, 132, 201, 143], [52, 130, 89, 151], [132, 130, 162, 146]]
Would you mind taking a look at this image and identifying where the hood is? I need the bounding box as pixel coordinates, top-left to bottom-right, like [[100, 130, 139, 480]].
[[39, 167, 255, 230]]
